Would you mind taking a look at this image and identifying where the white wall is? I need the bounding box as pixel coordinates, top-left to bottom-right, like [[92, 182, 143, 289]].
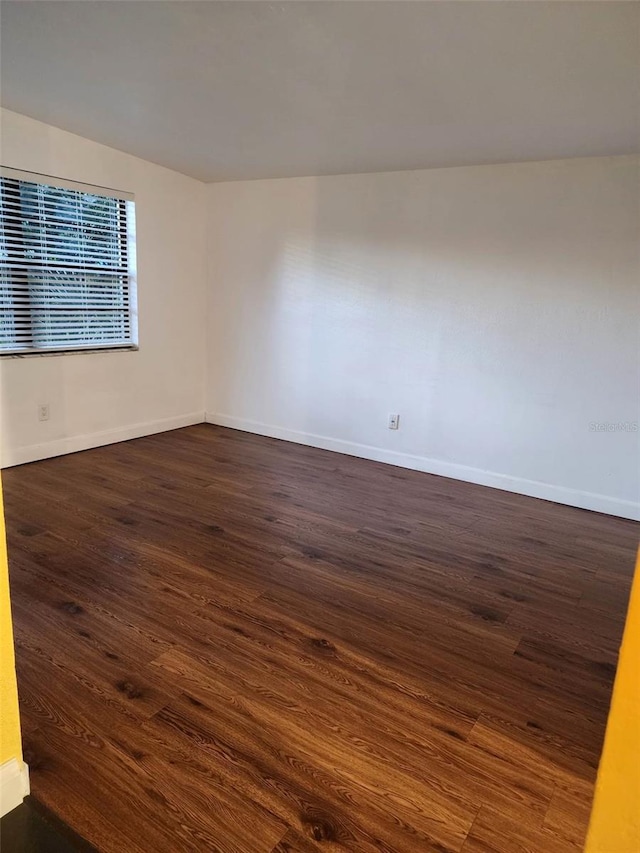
[[0, 109, 207, 466], [206, 156, 640, 519]]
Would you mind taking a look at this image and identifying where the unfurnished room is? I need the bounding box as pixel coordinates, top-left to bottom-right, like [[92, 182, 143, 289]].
[[0, 2, 638, 852]]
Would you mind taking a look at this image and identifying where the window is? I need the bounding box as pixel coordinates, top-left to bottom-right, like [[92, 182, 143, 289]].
[[0, 167, 137, 355]]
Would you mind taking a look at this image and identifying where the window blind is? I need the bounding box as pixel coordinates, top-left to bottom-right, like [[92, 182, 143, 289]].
[[0, 168, 137, 355]]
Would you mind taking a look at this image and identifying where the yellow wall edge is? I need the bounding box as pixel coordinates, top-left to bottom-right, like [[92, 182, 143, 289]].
[[0, 474, 23, 766], [585, 549, 640, 852]]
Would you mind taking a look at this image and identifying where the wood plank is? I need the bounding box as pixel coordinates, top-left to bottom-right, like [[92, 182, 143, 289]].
[[3, 424, 636, 853]]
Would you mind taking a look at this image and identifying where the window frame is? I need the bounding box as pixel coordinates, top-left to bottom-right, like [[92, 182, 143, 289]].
[[0, 167, 138, 358]]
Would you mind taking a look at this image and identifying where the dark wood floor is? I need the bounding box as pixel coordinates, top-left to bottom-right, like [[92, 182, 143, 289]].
[[3, 424, 638, 853]]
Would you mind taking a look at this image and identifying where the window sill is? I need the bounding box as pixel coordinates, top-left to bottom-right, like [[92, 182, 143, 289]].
[[0, 345, 139, 360]]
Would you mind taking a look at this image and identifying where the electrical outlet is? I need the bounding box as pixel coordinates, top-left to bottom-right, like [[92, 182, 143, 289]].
[[388, 413, 400, 430], [38, 403, 49, 422]]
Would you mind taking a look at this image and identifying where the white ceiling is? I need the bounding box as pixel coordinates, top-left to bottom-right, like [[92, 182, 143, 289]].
[[1, 1, 639, 183]]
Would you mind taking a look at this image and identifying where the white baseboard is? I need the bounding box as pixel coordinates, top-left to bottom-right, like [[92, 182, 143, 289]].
[[0, 759, 30, 817], [206, 412, 640, 521], [1, 412, 205, 468]]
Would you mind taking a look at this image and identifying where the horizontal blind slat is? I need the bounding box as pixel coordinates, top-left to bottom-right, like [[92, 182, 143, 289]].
[[1, 207, 125, 228], [1, 200, 123, 218], [1, 233, 123, 249], [4, 291, 130, 301], [0, 167, 134, 201], [1, 262, 129, 275], [1, 286, 130, 295]]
